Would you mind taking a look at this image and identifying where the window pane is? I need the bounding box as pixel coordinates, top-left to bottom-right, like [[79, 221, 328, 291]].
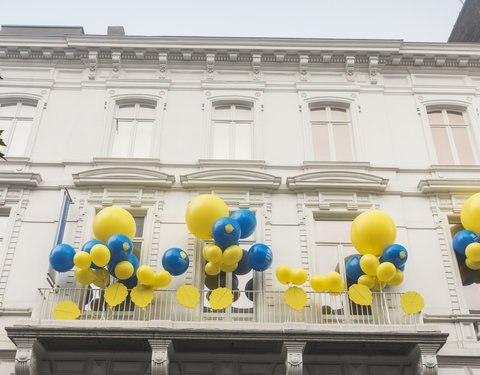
[[117, 104, 136, 118], [133, 121, 153, 158], [8, 120, 32, 156], [0, 103, 18, 117], [111, 120, 131, 157], [315, 245, 340, 275], [310, 108, 327, 121], [431, 127, 454, 164], [333, 124, 353, 161], [138, 105, 156, 120], [0, 215, 9, 239], [234, 123, 252, 159], [212, 106, 231, 121], [234, 106, 253, 121], [330, 108, 347, 121], [133, 216, 145, 237], [447, 111, 465, 124], [312, 124, 330, 160], [428, 111, 444, 124], [0, 120, 9, 155], [213, 123, 230, 159], [452, 127, 476, 164], [315, 221, 352, 243], [19, 103, 36, 118]]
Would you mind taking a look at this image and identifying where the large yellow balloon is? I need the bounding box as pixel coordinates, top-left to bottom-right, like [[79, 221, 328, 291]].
[[291, 268, 308, 286], [461, 193, 480, 234], [325, 272, 343, 291], [276, 265, 293, 285], [185, 195, 229, 239], [351, 211, 396, 256], [93, 207, 136, 243], [310, 275, 326, 292]]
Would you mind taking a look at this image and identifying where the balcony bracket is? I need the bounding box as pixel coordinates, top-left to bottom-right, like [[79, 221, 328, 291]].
[[149, 339, 174, 375], [14, 338, 45, 375], [282, 341, 306, 375], [409, 343, 441, 375]]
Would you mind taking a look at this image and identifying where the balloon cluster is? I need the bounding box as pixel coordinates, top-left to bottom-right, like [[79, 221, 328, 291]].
[[346, 211, 408, 290], [453, 193, 480, 281], [310, 272, 345, 294], [49, 206, 188, 290], [276, 265, 308, 286], [185, 194, 273, 277]]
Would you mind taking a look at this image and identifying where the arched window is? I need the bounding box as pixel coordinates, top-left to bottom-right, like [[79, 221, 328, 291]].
[[309, 105, 354, 161], [211, 102, 253, 159], [110, 102, 157, 158], [0, 100, 37, 156], [427, 108, 476, 164]]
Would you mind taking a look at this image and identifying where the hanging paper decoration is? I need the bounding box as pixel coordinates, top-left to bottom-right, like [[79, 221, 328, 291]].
[[53, 301, 81, 320], [401, 291, 424, 315], [104, 283, 128, 308], [176, 285, 200, 309], [209, 288, 233, 310], [348, 284, 372, 306], [284, 286, 307, 312], [131, 284, 154, 309]]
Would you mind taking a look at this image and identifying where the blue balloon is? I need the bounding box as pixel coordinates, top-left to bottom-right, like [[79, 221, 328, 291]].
[[245, 278, 254, 301], [453, 230, 478, 255], [381, 244, 408, 268], [247, 243, 273, 272], [106, 234, 133, 263], [398, 264, 405, 272], [81, 240, 104, 269], [49, 243, 76, 272], [233, 250, 252, 276], [120, 275, 138, 289], [345, 255, 364, 282], [212, 217, 241, 248], [231, 210, 257, 239], [162, 248, 189, 276]]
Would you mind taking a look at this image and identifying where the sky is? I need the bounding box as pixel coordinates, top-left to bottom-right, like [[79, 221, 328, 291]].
[[1, 0, 464, 42]]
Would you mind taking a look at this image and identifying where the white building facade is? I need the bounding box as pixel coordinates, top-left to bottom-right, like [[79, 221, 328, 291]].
[[0, 26, 479, 374]]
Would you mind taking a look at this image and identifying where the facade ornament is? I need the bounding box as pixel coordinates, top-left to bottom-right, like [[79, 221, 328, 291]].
[[345, 55, 355, 81], [458, 56, 469, 67], [228, 51, 239, 61], [252, 53, 261, 80], [282, 341, 306, 375], [182, 51, 192, 61], [111, 50, 121, 76], [409, 343, 440, 375], [149, 339, 173, 375], [158, 52, 168, 79], [435, 56, 446, 66], [414, 56, 424, 66], [275, 51, 286, 62], [369, 56, 379, 84], [88, 50, 98, 80], [206, 53, 215, 79], [322, 52, 332, 63], [14, 338, 44, 375], [42, 48, 53, 59], [299, 55, 309, 81]]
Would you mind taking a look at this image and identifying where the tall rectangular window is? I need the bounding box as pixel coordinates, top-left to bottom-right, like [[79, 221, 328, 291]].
[[212, 104, 253, 159], [310, 106, 353, 161], [0, 101, 36, 156], [111, 103, 156, 158], [428, 109, 476, 165]]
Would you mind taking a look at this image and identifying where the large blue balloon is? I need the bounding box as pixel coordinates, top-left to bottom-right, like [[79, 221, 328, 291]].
[[245, 278, 254, 301], [162, 248, 189, 276], [81, 240, 104, 269], [107, 234, 133, 263], [212, 217, 241, 248], [231, 210, 257, 239], [247, 243, 273, 272], [233, 250, 252, 276], [381, 244, 408, 268], [453, 230, 478, 255], [345, 255, 364, 282], [49, 244, 76, 272]]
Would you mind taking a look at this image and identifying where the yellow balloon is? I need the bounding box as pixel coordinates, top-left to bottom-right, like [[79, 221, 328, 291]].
[[220, 262, 238, 273], [358, 275, 375, 289], [360, 254, 380, 276], [351, 211, 396, 256], [153, 270, 171, 288], [461, 193, 480, 234], [93, 207, 136, 243], [466, 242, 480, 262], [90, 244, 111, 268], [93, 268, 110, 287], [185, 195, 229, 239], [205, 262, 221, 276], [204, 244, 223, 264], [276, 265, 293, 285], [75, 268, 95, 285], [74, 252, 91, 270], [325, 271, 342, 291], [330, 280, 346, 293], [466, 258, 480, 270], [137, 265, 155, 285], [223, 245, 243, 265], [376, 262, 396, 282], [115, 261, 134, 280], [373, 278, 386, 291], [310, 274, 327, 291], [292, 268, 308, 286], [388, 269, 404, 286]]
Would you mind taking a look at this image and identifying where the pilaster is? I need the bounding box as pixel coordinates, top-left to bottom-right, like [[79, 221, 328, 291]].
[[409, 343, 441, 375], [149, 339, 174, 375], [282, 341, 306, 375], [14, 338, 45, 375]]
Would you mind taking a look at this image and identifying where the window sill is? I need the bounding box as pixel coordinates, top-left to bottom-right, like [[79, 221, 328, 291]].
[[302, 160, 371, 170], [197, 159, 266, 168]]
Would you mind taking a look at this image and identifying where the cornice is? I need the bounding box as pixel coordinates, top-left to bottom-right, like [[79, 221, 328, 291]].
[[418, 179, 480, 194], [180, 169, 281, 190], [0, 171, 42, 187], [287, 171, 388, 192]]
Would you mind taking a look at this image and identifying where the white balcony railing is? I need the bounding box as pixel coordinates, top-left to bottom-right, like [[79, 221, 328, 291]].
[[36, 288, 420, 326]]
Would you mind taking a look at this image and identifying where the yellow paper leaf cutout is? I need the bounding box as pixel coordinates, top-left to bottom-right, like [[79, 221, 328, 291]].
[[284, 286, 307, 312], [53, 301, 81, 320], [348, 284, 373, 306], [176, 285, 200, 308], [131, 284, 154, 308], [209, 288, 233, 310], [401, 291, 424, 315], [104, 283, 128, 307]]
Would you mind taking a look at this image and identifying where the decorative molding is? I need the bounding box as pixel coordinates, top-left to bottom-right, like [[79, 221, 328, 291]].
[[369, 56, 378, 84], [206, 53, 215, 79], [158, 52, 167, 79], [180, 169, 281, 190], [286, 171, 388, 192], [87, 50, 98, 80], [283, 341, 306, 375], [72, 167, 174, 188], [0, 172, 42, 187], [346, 55, 355, 81], [14, 338, 44, 375], [252, 53, 261, 80], [149, 339, 173, 375], [418, 178, 480, 193], [408, 343, 441, 375], [299, 55, 308, 81], [111, 50, 121, 76]]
